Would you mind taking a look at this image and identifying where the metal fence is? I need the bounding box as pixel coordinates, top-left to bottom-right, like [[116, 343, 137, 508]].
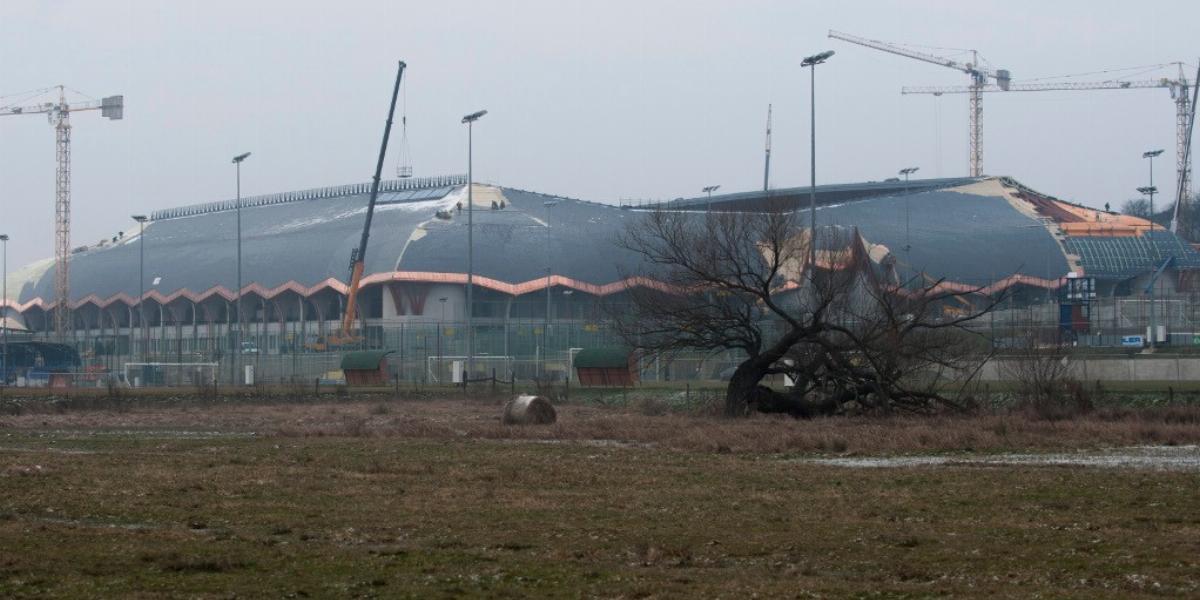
[[14, 292, 1200, 388]]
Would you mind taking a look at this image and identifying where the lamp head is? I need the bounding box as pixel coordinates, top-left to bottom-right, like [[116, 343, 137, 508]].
[[232, 152, 251, 164], [462, 110, 488, 124], [802, 50, 835, 67], [1137, 186, 1158, 195], [1143, 149, 1164, 159], [899, 167, 920, 176], [132, 215, 148, 223]]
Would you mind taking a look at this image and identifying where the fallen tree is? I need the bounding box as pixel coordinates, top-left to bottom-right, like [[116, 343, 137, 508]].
[[613, 207, 999, 417]]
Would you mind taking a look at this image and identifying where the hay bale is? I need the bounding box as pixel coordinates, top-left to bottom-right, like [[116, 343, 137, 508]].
[[502, 395, 557, 425]]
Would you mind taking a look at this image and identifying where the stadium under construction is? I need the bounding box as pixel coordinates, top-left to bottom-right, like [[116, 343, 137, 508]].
[[3, 173, 1200, 384]]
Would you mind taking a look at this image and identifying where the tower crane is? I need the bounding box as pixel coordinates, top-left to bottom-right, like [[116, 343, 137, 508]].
[[901, 64, 1196, 234], [0, 86, 124, 337], [829, 30, 1011, 177]]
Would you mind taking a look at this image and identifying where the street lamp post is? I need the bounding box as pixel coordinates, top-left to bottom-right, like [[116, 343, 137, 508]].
[[899, 167, 919, 252], [1, 234, 8, 386], [461, 110, 487, 382], [132, 216, 148, 364], [802, 50, 835, 270], [232, 152, 251, 385], [702, 185, 720, 211]]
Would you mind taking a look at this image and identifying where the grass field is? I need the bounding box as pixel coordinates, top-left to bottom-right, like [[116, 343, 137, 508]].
[[2, 398, 1200, 598]]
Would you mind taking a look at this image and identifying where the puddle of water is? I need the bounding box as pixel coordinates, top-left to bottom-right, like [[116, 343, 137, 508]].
[[806, 445, 1200, 472]]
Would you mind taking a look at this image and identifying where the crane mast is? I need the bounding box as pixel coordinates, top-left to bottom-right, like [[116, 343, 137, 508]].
[[0, 86, 123, 338], [55, 95, 70, 338], [902, 68, 1195, 233], [829, 30, 1010, 177]]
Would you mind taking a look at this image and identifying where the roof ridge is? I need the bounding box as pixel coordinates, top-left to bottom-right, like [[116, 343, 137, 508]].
[[150, 174, 468, 222]]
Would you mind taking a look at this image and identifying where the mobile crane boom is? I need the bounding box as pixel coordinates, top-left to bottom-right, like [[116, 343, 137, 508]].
[[329, 61, 406, 346]]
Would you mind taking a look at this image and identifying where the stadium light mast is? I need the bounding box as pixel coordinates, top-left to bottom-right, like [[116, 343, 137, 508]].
[[702, 185, 720, 210], [462, 109, 487, 382], [229, 153, 250, 384], [1138, 182, 1161, 348], [131, 215, 148, 365], [802, 50, 834, 271], [1143, 149, 1165, 221], [899, 167, 919, 252], [1, 233, 8, 386]]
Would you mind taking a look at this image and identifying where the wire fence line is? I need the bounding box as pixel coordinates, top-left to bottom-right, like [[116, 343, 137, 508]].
[[11, 292, 1200, 388]]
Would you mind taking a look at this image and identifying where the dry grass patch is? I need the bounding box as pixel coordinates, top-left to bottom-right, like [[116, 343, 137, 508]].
[[1, 432, 1199, 598], [4, 398, 1200, 455]]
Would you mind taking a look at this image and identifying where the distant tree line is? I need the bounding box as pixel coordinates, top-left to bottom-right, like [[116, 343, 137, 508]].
[[1121, 193, 1200, 241]]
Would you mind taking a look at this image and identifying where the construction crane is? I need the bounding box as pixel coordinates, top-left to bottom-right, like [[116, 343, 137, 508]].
[[0, 86, 123, 338], [901, 64, 1196, 231], [327, 60, 406, 348], [829, 30, 1011, 177]]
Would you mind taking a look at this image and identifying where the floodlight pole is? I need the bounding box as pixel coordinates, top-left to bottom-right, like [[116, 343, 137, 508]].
[[1140, 149, 1164, 347], [802, 50, 834, 271], [1144, 149, 1163, 222], [702, 185, 720, 211], [132, 216, 147, 364], [1, 234, 8, 386], [462, 110, 487, 382], [232, 152, 250, 385], [899, 167, 919, 252]]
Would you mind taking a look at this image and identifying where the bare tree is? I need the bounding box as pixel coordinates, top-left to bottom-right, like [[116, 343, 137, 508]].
[[1000, 319, 1092, 419], [613, 208, 999, 417], [1121, 198, 1151, 218]]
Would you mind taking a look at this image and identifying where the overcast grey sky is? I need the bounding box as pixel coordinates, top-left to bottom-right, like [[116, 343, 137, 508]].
[[2, 0, 1198, 268]]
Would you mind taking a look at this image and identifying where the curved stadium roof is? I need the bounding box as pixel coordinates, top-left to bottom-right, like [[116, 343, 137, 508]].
[[7, 175, 1200, 313]]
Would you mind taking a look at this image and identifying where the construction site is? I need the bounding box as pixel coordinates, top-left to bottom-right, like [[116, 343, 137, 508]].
[[1, 32, 1199, 390], [7, 6, 1200, 598]]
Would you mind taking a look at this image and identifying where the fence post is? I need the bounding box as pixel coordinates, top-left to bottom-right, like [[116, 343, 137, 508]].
[[491, 368, 496, 395], [565, 373, 570, 403], [313, 377, 319, 396]]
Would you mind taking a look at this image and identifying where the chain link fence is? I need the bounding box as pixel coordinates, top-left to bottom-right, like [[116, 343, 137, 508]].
[[12, 292, 1200, 388]]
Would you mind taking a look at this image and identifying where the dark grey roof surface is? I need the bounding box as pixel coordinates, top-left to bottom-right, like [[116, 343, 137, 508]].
[[814, 190, 1067, 283], [15, 177, 1198, 305], [401, 188, 646, 287], [659, 177, 981, 212], [22, 193, 462, 304], [17, 183, 647, 304]]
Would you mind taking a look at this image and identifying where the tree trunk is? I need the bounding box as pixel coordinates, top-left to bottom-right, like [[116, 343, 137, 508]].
[[725, 361, 769, 417]]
